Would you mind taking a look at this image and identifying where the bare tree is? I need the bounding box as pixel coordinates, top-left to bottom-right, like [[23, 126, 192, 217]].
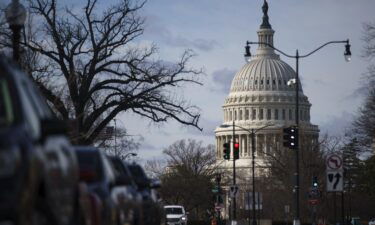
[[146, 139, 217, 220], [1, 0, 203, 144]]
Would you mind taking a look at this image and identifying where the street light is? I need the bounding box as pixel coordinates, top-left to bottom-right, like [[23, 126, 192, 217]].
[[124, 152, 137, 159], [5, 0, 27, 63], [123, 152, 137, 160], [221, 123, 273, 225], [244, 39, 351, 225]]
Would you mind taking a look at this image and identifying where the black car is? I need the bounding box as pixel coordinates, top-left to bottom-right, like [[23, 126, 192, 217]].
[[75, 146, 136, 225], [0, 57, 79, 225], [127, 163, 164, 225], [109, 156, 144, 225]]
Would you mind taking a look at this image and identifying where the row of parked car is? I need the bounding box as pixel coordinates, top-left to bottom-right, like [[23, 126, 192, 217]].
[[0, 57, 164, 225]]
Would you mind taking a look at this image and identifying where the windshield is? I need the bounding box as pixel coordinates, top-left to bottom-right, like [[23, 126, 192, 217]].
[[128, 164, 149, 187], [165, 208, 183, 215], [0, 79, 15, 127]]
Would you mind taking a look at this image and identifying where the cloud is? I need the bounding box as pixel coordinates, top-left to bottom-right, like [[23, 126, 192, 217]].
[[166, 36, 218, 52], [210, 68, 237, 93], [145, 14, 218, 52], [319, 111, 354, 137]]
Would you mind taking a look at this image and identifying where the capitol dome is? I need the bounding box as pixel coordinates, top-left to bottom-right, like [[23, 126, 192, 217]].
[[214, 0, 319, 169], [229, 57, 300, 94]]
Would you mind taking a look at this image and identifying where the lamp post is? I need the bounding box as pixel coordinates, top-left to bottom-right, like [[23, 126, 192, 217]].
[[232, 121, 237, 223], [5, 0, 27, 63], [220, 123, 273, 225], [123, 152, 137, 160], [244, 40, 351, 225]]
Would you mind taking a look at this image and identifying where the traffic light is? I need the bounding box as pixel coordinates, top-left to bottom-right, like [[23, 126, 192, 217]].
[[283, 126, 298, 149], [223, 142, 230, 160], [233, 142, 239, 160], [312, 176, 318, 188]]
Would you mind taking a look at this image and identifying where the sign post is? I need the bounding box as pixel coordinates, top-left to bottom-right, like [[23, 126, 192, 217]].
[[326, 154, 344, 192], [326, 153, 344, 225]]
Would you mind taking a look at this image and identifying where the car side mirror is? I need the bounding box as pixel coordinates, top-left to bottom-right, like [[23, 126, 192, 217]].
[[41, 118, 68, 139]]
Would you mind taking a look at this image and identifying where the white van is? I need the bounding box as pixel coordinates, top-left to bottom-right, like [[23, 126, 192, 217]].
[[164, 205, 188, 225]]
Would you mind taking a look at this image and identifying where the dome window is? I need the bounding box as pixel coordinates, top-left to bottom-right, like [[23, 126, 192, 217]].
[[282, 109, 286, 120], [289, 109, 293, 120], [279, 79, 281, 85], [266, 79, 270, 85], [273, 80, 276, 85], [259, 109, 264, 120], [275, 109, 279, 120], [267, 109, 271, 120], [255, 80, 258, 85], [252, 109, 256, 120], [260, 79, 264, 85]]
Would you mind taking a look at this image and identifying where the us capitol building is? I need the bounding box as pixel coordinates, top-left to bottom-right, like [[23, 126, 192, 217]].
[[214, 0, 319, 216]]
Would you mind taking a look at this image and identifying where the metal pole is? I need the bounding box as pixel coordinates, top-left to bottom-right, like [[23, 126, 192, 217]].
[[232, 120, 237, 222], [341, 191, 345, 225], [293, 50, 300, 225], [114, 118, 117, 156], [248, 192, 251, 225], [251, 129, 257, 225], [11, 25, 21, 63], [334, 193, 337, 225]]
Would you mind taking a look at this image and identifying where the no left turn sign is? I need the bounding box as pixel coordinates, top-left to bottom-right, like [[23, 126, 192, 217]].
[[326, 154, 343, 171]]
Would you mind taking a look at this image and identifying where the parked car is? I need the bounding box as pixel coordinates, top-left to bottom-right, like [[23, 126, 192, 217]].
[[127, 163, 164, 225], [369, 219, 375, 225], [164, 205, 188, 225], [108, 156, 144, 225], [0, 56, 79, 225], [75, 146, 136, 225]]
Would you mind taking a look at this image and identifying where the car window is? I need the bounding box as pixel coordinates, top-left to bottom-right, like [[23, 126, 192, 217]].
[[23, 80, 52, 119], [128, 164, 149, 187], [16, 80, 40, 138], [101, 154, 115, 182], [165, 208, 183, 215], [76, 151, 103, 183], [110, 158, 132, 181], [0, 79, 15, 127]]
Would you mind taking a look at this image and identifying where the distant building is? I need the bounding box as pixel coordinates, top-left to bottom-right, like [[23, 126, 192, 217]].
[[214, 0, 319, 220]]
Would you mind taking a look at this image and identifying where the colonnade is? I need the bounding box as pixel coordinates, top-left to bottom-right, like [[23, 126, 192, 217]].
[[216, 132, 281, 159]]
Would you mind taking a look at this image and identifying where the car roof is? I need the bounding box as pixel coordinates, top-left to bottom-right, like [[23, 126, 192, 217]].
[[74, 145, 100, 152], [164, 205, 184, 208]]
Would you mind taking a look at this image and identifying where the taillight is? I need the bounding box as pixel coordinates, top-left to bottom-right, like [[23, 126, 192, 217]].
[[79, 170, 97, 182]]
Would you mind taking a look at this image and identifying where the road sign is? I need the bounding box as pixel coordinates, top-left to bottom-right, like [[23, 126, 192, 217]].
[[326, 154, 343, 171], [326, 171, 343, 192], [229, 185, 238, 198]]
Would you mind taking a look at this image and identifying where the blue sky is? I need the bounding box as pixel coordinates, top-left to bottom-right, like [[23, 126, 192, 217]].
[[3, 0, 374, 161]]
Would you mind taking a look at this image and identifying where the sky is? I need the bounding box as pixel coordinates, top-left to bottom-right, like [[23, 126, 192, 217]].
[[2, 0, 374, 162], [122, 0, 375, 162]]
